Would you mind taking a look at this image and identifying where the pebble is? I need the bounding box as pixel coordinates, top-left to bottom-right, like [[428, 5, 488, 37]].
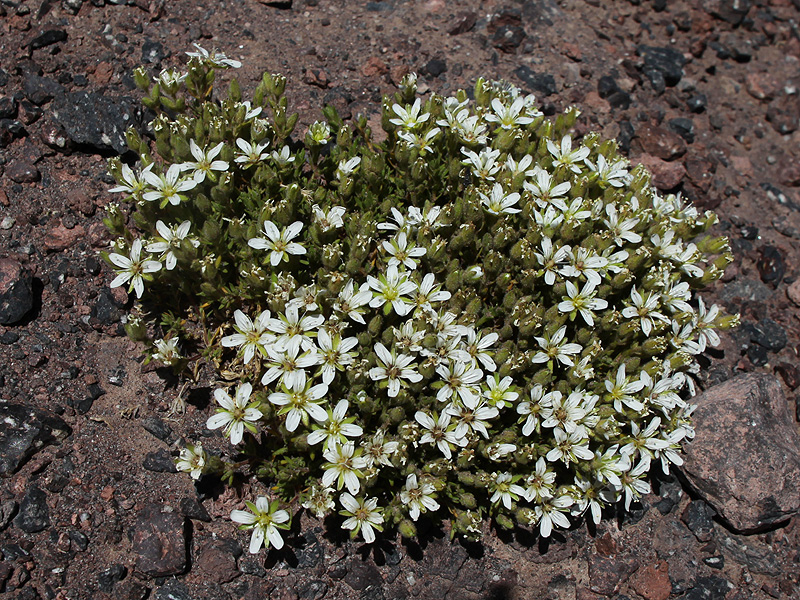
[[514, 66, 557, 97], [786, 279, 800, 307], [0, 403, 71, 476], [637, 45, 686, 87], [629, 561, 671, 600], [28, 29, 67, 51], [97, 564, 127, 593], [154, 579, 193, 600], [141, 416, 177, 444], [131, 504, 187, 577], [636, 124, 687, 161], [142, 449, 177, 473], [22, 73, 64, 106], [667, 117, 694, 144], [682, 373, 800, 533], [5, 161, 40, 183], [13, 485, 50, 533], [681, 500, 715, 542], [0, 216, 14, 229], [44, 223, 87, 251], [635, 154, 686, 190], [704, 0, 751, 25], [766, 94, 800, 134], [756, 245, 785, 286], [588, 554, 640, 596], [0, 258, 34, 325], [193, 538, 241, 584]]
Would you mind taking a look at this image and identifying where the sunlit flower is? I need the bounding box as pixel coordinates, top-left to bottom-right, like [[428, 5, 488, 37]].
[[231, 497, 290, 554], [248, 220, 307, 266], [207, 383, 263, 445], [108, 239, 162, 298], [339, 493, 383, 543]]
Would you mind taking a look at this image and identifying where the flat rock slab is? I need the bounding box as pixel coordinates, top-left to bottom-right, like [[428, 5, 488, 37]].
[[0, 403, 71, 476], [681, 373, 800, 533], [131, 504, 187, 577]]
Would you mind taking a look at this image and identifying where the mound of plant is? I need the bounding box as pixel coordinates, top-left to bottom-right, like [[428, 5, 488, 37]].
[[103, 46, 737, 552]]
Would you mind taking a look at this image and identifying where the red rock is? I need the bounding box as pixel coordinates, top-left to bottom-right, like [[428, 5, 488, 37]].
[[776, 155, 800, 186], [6, 160, 40, 183], [44, 222, 87, 251], [730, 155, 753, 178], [634, 154, 686, 190], [682, 373, 800, 533], [303, 67, 329, 88], [448, 11, 477, 36], [787, 280, 800, 307], [361, 57, 389, 79], [684, 155, 717, 193], [131, 504, 187, 577], [630, 562, 671, 600], [766, 94, 800, 134], [588, 554, 639, 596], [745, 72, 781, 101], [192, 539, 240, 584], [635, 124, 687, 161]]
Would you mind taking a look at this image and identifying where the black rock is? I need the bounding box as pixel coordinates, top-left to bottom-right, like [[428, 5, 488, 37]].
[[300, 580, 328, 600], [705, 0, 751, 25], [680, 576, 733, 600], [69, 529, 89, 552], [179, 497, 211, 522], [0, 119, 25, 148], [51, 91, 147, 154], [739, 225, 758, 240], [618, 121, 635, 154], [0, 96, 15, 119], [91, 289, 122, 325], [743, 319, 787, 352], [6, 161, 40, 183], [0, 499, 17, 529], [667, 117, 695, 143], [756, 245, 785, 286], [703, 555, 724, 569], [644, 68, 666, 94], [424, 58, 447, 78], [22, 73, 64, 106], [0, 259, 34, 325], [681, 500, 715, 542], [143, 449, 178, 473], [637, 45, 686, 86], [141, 416, 176, 444], [686, 93, 707, 113], [13, 486, 50, 533], [344, 558, 382, 591], [608, 91, 632, 110], [154, 579, 193, 600], [1, 331, 20, 345], [491, 24, 526, 52], [141, 40, 166, 65], [19, 100, 43, 125], [0, 404, 71, 476], [297, 529, 323, 568], [131, 504, 187, 577], [597, 75, 620, 99], [29, 29, 68, 51], [514, 66, 556, 97], [0, 68, 7, 87], [97, 564, 127, 593]]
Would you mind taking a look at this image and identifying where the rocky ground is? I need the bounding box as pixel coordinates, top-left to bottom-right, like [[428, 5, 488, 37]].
[[1, 0, 800, 598]]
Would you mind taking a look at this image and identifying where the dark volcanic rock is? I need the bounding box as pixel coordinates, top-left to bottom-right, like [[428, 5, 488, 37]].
[[637, 45, 686, 87], [0, 258, 34, 325], [681, 373, 800, 533], [588, 554, 640, 596], [154, 579, 193, 600], [0, 404, 71, 476], [514, 66, 557, 97], [23, 73, 64, 106], [636, 123, 687, 160], [703, 0, 751, 25], [6, 161, 40, 184], [194, 538, 240, 584], [28, 29, 67, 51], [13, 486, 50, 533], [143, 448, 178, 473], [97, 564, 127, 593], [51, 92, 146, 154], [131, 504, 187, 577]]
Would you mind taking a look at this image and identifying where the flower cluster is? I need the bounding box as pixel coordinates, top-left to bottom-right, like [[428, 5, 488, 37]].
[[104, 49, 737, 551]]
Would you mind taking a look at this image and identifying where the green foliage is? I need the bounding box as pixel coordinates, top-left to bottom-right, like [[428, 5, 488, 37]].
[[105, 49, 737, 550]]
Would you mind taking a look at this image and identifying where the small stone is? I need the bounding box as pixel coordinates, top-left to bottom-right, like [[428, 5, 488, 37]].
[[143, 449, 177, 473], [0, 499, 18, 529], [0, 96, 15, 119], [360, 57, 388, 79], [588, 554, 640, 596], [0, 216, 15, 229], [745, 72, 781, 101], [194, 538, 240, 584], [703, 555, 725, 569], [300, 580, 328, 600], [703, 0, 751, 25], [667, 117, 694, 143], [681, 500, 715, 542], [0, 259, 34, 325], [448, 11, 477, 35], [637, 45, 686, 87], [179, 497, 211, 522], [303, 67, 329, 88], [424, 58, 447, 78], [344, 558, 381, 592], [154, 579, 192, 600], [634, 154, 685, 190], [44, 223, 87, 251], [630, 561, 671, 600], [681, 576, 733, 600], [775, 154, 800, 187], [682, 373, 800, 533], [597, 75, 620, 99], [141, 416, 177, 444], [22, 73, 64, 105], [514, 66, 557, 97], [141, 39, 166, 65], [756, 245, 785, 287], [686, 93, 707, 113], [69, 529, 89, 551], [13, 485, 50, 533], [492, 24, 526, 52], [132, 504, 187, 577], [0, 119, 25, 148], [28, 29, 67, 50], [766, 94, 800, 135], [636, 124, 687, 160], [743, 319, 787, 352], [786, 280, 800, 307], [0, 404, 71, 476], [97, 564, 127, 593], [6, 161, 40, 184]]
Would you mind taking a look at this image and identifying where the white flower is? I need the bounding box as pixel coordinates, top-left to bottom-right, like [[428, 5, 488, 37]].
[[267, 305, 324, 355], [207, 383, 263, 445], [411, 273, 451, 315], [307, 399, 363, 450], [485, 97, 534, 129], [271, 145, 295, 165], [367, 265, 416, 316], [523, 166, 570, 211], [523, 457, 556, 503], [142, 163, 197, 206], [435, 360, 483, 408], [445, 400, 499, 439], [336, 156, 361, 180], [369, 342, 423, 397], [109, 163, 153, 197], [489, 472, 526, 509], [621, 286, 669, 337], [483, 374, 518, 409], [186, 43, 242, 68], [560, 247, 608, 287], [322, 442, 367, 495], [231, 497, 290, 554], [302, 486, 335, 518], [545, 427, 593, 465], [248, 221, 307, 267], [461, 147, 501, 181], [175, 443, 206, 480], [260, 342, 321, 389], [479, 183, 521, 215], [534, 493, 573, 538], [540, 391, 587, 434], [382, 231, 426, 270], [392, 320, 425, 354], [268, 379, 328, 432], [535, 237, 570, 286], [400, 474, 440, 521], [339, 493, 383, 543], [547, 134, 590, 173], [557, 280, 608, 326], [221, 309, 274, 365], [316, 329, 358, 385], [389, 98, 430, 129], [603, 204, 641, 246], [460, 329, 498, 372], [415, 411, 465, 459], [397, 127, 441, 155], [108, 239, 162, 298], [586, 153, 630, 187], [333, 280, 373, 324], [312, 205, 345, 232], [530, 325, 582, 367], [605, 364, 646, 413], [146, 220, 197, 271], [180, 140, 229, 183], [361, 430, 399, 469], [693, 297, 721, 352], [517, 384, 552, 437], [152, 337, 182, 366], [234, 138, 270, 167]]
